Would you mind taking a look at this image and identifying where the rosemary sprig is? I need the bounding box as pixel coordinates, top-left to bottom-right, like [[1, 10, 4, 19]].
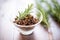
[[36, 0, 49, 29], [18, 4, 33, 20], [42, 0, 60, 22], [51, 0, 60, 22]]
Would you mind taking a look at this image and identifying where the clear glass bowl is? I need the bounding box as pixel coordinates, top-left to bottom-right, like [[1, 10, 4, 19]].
[[13, 11, 43, 35]]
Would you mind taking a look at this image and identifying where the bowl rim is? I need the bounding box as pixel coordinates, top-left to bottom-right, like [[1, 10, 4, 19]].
[[13, 11, 43, 27]]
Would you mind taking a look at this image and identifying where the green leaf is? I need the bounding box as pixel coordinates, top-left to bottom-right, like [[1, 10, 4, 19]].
[[44, 0, 60, 22], [36, 0, 49, 28], [18, 4, 33, 19]]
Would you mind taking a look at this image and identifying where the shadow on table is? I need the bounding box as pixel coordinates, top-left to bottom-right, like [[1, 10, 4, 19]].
[[55, 21, 60, 28], [51, 16, 60, 28], [18, 33, 35, 40]]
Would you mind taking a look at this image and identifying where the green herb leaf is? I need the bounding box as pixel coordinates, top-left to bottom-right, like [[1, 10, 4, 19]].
[[35, 0, 49, 28], [45, 0, 60, 22], [18, 4, 33, 19]]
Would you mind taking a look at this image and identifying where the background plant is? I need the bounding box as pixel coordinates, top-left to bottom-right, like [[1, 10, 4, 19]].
[[35, 0, 49, 29], [41, 0, 60, 23]]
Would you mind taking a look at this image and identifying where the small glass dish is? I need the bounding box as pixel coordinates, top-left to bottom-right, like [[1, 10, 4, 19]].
[[13, 10, 43, 35]]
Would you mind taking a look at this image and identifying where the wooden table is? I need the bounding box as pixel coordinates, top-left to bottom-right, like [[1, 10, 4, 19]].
[[0, 15, 60, 40], [0, 0, 60, 40]]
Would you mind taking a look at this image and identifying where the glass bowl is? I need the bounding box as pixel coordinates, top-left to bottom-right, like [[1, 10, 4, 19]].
[[13, 11, 43, 35]]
